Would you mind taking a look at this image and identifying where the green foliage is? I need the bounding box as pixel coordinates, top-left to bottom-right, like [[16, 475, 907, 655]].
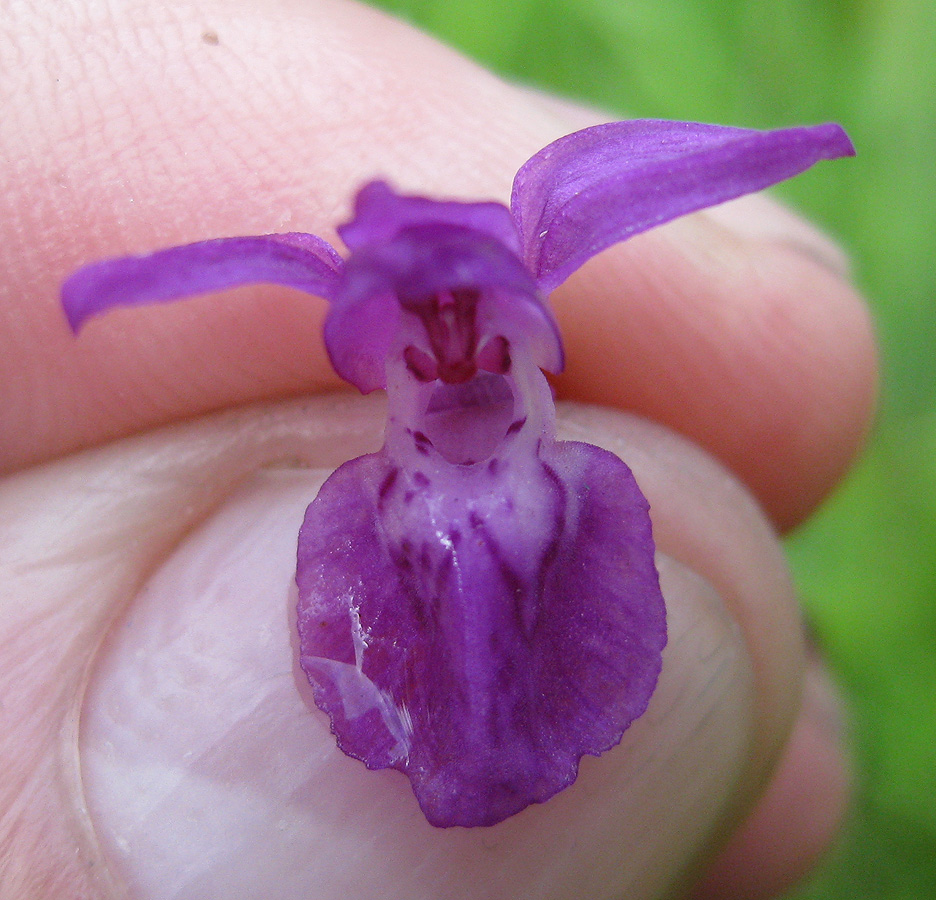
[[369, 0, 936, 896]]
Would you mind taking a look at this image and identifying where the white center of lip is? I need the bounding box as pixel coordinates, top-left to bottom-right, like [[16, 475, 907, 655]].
[[422, 373, 514, 465]]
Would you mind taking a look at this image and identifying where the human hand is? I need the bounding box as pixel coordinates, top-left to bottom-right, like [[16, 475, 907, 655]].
[[0, 1, 875, 898]]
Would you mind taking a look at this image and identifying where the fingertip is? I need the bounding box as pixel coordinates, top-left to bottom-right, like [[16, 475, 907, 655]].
[[690, 660, 851, 900]]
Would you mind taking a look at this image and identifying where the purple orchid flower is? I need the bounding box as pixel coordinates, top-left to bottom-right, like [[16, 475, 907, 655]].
[[62, 119, 854, 828]]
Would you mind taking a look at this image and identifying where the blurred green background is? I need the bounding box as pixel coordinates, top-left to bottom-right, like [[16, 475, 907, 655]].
[[366, 0, 934, 896]]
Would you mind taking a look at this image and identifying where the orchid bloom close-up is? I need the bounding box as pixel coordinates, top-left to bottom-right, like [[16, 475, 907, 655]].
[[62, 120, 854, 829], [0, 0, 883, 896]]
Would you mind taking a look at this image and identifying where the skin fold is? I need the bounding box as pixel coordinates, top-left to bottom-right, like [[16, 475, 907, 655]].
[[0, 0, 873, 897]]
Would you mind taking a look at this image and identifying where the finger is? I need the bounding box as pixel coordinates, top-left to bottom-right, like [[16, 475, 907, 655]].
[[690, 659, 851, 900], [550, 206, 876, 530], [0, 398, 797, 899], [0, 0, 875, 529]]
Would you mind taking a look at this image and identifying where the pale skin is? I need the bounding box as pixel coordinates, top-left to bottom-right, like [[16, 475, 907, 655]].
[[0, 1, 876, 898]]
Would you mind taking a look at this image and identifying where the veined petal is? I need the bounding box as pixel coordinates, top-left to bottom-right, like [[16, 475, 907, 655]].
[[61, 233, 343, 331], [510, 120, 855, 293], [339, 180, 522, 256], [296, 438, 665, 828]]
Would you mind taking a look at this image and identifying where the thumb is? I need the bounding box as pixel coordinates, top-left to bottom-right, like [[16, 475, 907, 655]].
[[2, 396, 794, 899]]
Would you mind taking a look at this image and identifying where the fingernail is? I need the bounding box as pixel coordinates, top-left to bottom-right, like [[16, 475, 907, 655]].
[[80, 468, 339, 899]]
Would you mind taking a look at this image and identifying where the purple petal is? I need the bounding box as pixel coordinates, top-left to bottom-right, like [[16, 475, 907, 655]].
[[510, 120, 856, 293], [61, 233, 343, 331], [326, 183, 563, 393], [338, 180, 522, 256], [296, 439, 665, 827]]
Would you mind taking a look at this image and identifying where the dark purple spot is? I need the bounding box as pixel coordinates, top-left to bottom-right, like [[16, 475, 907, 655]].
[[413, 430, 433, 455], [399, 287, 481, 385], [404, 345, 439, 382], [389, 540, 413, 573], [377, 467, 399, 508], [397, 292, 435, 315], [434, 553, 454, 596], [477, 335, 511, 374], [438, 358, 478, 384], [419, 543, 433, 572], [534, 460, 567, 598], [413, 471, 431, 488], [506, 418, 526, 436]]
